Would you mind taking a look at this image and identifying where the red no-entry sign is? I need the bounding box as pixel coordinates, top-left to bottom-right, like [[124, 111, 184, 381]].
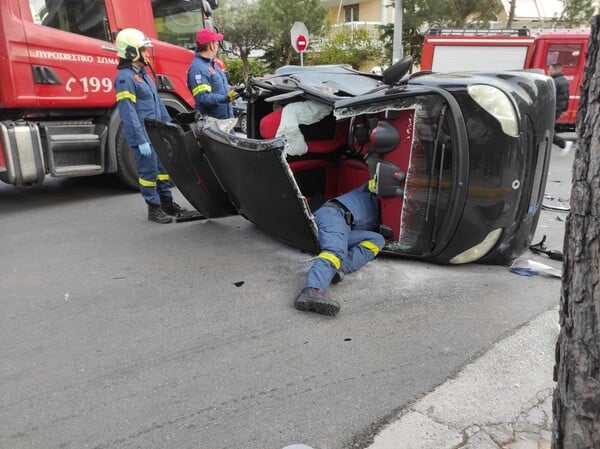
[[296, 35, 308, 52]]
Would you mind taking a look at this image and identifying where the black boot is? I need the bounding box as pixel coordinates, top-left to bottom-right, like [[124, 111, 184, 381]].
[[294, 287, 340, 316], [160, 196, 187, 215], [147, 203, 173, 224]]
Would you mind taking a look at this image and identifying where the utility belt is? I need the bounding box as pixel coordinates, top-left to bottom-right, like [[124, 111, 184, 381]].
[[322, 199, 354, 227]]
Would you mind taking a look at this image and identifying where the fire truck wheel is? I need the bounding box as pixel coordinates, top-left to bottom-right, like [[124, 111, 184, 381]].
[[115, 125, 139, 190]]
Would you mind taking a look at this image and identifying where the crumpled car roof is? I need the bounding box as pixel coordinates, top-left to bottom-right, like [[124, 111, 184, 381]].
[[263, 64, 384, 98]]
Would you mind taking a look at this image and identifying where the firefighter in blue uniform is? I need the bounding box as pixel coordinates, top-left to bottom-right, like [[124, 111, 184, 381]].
[[294, 183, 385, 316], [114, 28, 186, 223], [187, 28, 237, 119]]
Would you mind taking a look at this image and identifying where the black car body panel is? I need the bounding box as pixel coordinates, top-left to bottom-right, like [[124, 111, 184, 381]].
[[147, 63, 555, 264], [409, 71, 554, 263], [198, 127, 320, 252], [144, 119, 237, 218]]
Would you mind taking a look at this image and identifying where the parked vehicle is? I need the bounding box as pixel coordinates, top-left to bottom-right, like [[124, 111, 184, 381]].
[[421, 28, 590, 129], [0, 0, 218, 188], [146, 58, 555, 265], [232, 99, 248, 134]]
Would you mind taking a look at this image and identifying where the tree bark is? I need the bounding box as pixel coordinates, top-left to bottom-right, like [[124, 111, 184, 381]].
[[552, 14, 600, 449], [507, 0, 516, 28]]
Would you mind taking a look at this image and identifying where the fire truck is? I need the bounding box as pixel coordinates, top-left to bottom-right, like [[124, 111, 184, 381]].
[[0, 0, 218, 188], [420, 28, 590, 129]]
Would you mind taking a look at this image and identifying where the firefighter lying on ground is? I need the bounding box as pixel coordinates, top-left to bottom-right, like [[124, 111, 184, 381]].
[[294, 182, 385, 316]]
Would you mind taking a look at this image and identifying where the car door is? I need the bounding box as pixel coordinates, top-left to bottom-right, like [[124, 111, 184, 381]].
[[23, 0, 118, 109], [145, 115, 320, 252], [198, 126, 320, 252], [145, 118, 238, 218]]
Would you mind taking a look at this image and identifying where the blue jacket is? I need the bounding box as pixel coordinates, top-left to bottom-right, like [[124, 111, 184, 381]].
[[187, 54, 233, 119], [114, 61, 170, 148]]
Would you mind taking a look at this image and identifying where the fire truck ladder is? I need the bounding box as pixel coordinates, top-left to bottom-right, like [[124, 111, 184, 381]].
[[424, 28, 531, 36]]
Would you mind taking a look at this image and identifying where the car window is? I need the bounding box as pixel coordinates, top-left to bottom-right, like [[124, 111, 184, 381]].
[[545, 43, 584, 68]]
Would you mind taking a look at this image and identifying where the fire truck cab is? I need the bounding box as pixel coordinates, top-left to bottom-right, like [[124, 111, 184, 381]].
[[421, 28, 590, 129], [0, 0, 217, 187]]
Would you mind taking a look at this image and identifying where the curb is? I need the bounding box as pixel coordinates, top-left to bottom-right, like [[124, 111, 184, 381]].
[[367, 308, 559, 449]]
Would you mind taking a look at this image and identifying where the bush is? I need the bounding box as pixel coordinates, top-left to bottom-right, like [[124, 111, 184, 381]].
[[222, 57, 270, 85], [307, 27, 384, 71]]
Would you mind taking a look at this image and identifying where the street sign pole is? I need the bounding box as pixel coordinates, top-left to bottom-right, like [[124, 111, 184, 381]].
[[392, 0, 403, 64]]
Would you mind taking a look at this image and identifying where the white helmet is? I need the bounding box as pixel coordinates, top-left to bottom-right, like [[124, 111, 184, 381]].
[[115, 28, 153, 61]]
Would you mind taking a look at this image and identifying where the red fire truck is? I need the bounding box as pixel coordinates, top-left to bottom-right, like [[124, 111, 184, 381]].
[[420, 28, 590, 129], [0, 0, 218, 188]]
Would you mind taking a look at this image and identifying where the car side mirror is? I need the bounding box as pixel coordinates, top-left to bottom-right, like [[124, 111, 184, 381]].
[[383, 56, 413, 86]]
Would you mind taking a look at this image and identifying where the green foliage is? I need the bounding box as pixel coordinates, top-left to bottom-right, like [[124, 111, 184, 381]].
[[378, 23, 424, 66], [214, 1, 269, 58], [214, 1, 270, 82], [416, 0, 501, 28], [307, 27, 384, 70], [553, 0, 597, 27], [257, 0, 328, 69], [222, 57, 269, 86]]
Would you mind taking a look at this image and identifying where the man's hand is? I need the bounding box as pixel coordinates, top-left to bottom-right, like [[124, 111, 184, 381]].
[[227, 89, 239, 102], [138, 142, 152, 157]]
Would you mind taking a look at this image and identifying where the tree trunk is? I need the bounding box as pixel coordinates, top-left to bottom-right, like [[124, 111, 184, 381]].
[[507, 0, 516, 28], [241, 51, 250, 85], [552, 14, 600, 449]]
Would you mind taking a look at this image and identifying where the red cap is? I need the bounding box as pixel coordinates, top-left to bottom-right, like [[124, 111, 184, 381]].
[[196, 28, 224, 45]]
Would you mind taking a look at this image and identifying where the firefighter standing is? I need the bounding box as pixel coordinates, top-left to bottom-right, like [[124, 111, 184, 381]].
[[114, 28, 186, 224], [294, 184, 385, 316], [187, 28, 237, 119]]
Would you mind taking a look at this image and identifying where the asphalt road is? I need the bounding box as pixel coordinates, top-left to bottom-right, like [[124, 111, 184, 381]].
[[0, 144, 571, 449]]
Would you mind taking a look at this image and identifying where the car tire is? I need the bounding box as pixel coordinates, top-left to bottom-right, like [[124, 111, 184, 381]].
[[238, 113, 247, 135]]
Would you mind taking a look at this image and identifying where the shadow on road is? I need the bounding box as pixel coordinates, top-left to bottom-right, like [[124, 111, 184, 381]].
[[0, 175, 135, 214]]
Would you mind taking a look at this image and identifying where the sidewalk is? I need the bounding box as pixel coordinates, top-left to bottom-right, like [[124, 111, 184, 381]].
[[366, 308, 559, 449]]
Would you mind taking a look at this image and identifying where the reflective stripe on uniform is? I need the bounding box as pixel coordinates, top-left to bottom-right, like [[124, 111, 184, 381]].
[[359, 240, 380, 256], [116, 91, 137, 103], [157, 174, 170, 181], [317, 251, 341, 270], [368, 178, 376, 193], [192, 83, 212, 96], [139, 177, 156, 187]]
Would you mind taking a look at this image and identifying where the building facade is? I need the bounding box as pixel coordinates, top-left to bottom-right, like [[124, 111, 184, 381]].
[[321, 0, 394, 26]]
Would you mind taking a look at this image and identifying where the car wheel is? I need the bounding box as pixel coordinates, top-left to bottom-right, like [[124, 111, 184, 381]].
[[239, 113, 247, 135]]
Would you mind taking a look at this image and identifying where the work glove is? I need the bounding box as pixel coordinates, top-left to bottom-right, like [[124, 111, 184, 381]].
[[227, 89, 239, 102], [138, 142, 152, 157]]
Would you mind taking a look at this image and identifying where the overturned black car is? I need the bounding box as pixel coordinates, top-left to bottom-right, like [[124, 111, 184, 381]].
[[146, 58, 555, 264]]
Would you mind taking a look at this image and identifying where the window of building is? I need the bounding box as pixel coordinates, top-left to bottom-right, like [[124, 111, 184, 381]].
[[344, 4, 359, 22], [29, 0, 111, 42]]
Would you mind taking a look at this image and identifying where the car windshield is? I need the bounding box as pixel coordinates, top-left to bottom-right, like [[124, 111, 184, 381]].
[[151, 0, 208, 49], [343, 94, 456, 256]]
